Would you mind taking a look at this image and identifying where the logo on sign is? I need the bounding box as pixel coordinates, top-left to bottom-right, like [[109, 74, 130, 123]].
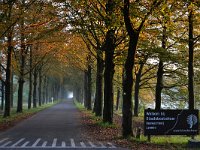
[[187, 114, 198, 129]]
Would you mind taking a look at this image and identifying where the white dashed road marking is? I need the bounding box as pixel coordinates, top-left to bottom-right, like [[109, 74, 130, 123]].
[[80, 141, 86, 148], [70, 138, 75, 148], [10, 138, 25, 147], [0, 138, 8, 144], [0, 138, 117, 149], [32, 138, 41, 147], [89, 141, 96, 148], [99, 142, 107, 148], [42, 141, 47, 147], [1, 141, 12, 147], [21, 141, 29, 147], [52, 138, 57, 147], [61, 141, 66, 147]]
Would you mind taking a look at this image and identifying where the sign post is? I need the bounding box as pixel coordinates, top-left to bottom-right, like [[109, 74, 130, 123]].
[[144, 109, 199, 135]]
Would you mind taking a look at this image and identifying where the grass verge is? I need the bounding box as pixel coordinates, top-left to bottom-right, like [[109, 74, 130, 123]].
[[74, 100, 117, 128]]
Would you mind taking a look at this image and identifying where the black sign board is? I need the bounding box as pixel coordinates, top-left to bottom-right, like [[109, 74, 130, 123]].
[[144, 109, 199, 135]]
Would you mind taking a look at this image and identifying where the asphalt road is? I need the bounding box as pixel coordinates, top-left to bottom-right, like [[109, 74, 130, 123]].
[[0, 99, 126, 149]]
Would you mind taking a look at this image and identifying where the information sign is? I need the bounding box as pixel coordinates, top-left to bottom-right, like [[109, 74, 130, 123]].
[[144, 109, 199, 135]]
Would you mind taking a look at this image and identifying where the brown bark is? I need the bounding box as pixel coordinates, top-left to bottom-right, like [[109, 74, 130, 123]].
[[33, 68, 38, 108], [87, 56, 92, 110], [1, 81, 5, 110], [116, 88, 120, 111], [94, 49, 104, 116], [188, 1, 194, 110], [28, 46, 33, 109], [134, 62, 144, 116], [103, 29, 115, 124], [38, 67, 42, 106], [84, 70, 88, 108], [102, 0, 116, 124], [4, 31, 13, 117], [155, 24, 166, 110], [122, 0, 161, 137]]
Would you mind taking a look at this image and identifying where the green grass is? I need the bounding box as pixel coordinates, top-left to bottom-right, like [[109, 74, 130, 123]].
[[96, 121, 117, 128], [74, 100, 117, 128], [0, 100, 60, 126], [74, 100, 86, 111], [130, 134, 200, 149]]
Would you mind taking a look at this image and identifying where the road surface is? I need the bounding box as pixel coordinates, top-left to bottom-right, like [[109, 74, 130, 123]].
[[0, 100, 124, 149]]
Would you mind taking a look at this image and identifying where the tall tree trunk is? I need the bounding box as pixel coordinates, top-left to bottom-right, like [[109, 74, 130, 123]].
[[28, 46, 33, 109], [87, 55, 92, 110], [1, 81, 4, 110], [17, 35, 26, 113], [4, 32, 13, 117], [38, 67, 42, 106], [155, 60, 163, 110], [0, 58, 4, 110], [84, 70, 88, 107], [17, 0, 26, 113], [102, 0, 116, 124], [122, 34, 138, 136], [122, 0, 160, 137], [155, 25, 166, 110], [17, 78, 24, 112], [42, 76, 46, 104], [45, 77, 49, 103], [188, 1, 194, 110], [10, 72, 13, 108], [94, 49, 104, 116], [122, 0, 140, 137], [103, 29, 115, 124], [116, 88, 120, 111], [134, 62, 144, 116], [33, 68, 38, 108]]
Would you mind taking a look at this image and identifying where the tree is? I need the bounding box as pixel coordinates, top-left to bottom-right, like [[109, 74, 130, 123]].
[[3, 1, 16, 117], [102, 0, 117, 124], [17, 0, 27, 113], [122, 0, 161, 137], [28, 45, 32, 109], [188, 0, 195, 110]]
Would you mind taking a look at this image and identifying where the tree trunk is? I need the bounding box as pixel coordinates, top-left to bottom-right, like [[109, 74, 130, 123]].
[[1, 81, 4, 110], [17, 32, 26, 113], [0, 59, 4, 110], [10, 72, 13, 108], [134, 62, 144, 116], [122, 34, 138, 137], [87, 55, 92, 110], [122, 0, 140, 137], [188, 2, 194, 110], [155, 60, 163, 110], [17, 0, 27, 113], [4, 32, 13, 117], [116, 88, 120, 111], [94, 49, 104, 116], [33, 68, 38, 108], [38, 67, 42, 106], [28, 46, 33, 109], [45, 77, 49, 103], [155, 25, 166, 110], [103, 29, 115, 124], [122, 0, 160, 137], [42, 76, 46, 104], [17, 78, 24, 113], [84, 70, 88, 107]]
